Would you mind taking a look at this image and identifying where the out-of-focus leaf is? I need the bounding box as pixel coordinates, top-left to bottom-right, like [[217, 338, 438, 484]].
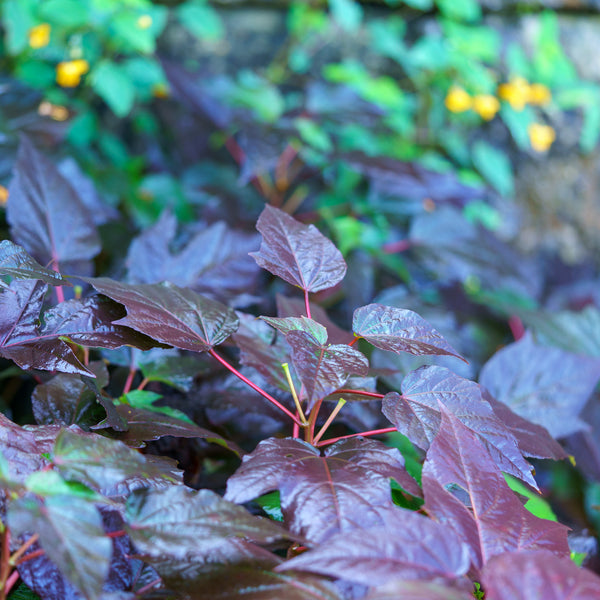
[[138, 348, 211, 392], [353, 303, 464, 361], [261, 316, 328, 344], [9, 495, 111, 600], [82, 278, 239, 352], [479, 332, 600, 438], [0, 280, 90, 375], [422, 407, 570, 570], [6, 136, 100, 268], [0, 413, 46, 483], [365, 580, 473, 600], [250, 205, 347, 293], [225, 437, 420, 543], [329, 0, 362, 31], [383, 366, 537, 488], [278, 506, 470, 585], [90, 61, 136, 118], [482, 550, 600, 599], [126, 212, 260, 304], [471, 140, 514, 197], [286, 329, 369, 410], [177, 1, 224, 41], [0, 241, 68, 286]]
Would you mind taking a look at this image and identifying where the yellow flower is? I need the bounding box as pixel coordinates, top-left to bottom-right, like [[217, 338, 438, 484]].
[[472, 94, 500, 121], [528, 83, 552, 106], [38, 101, 69, 121], [0, 185, 8, 206], [56, 59, 89, 87], [498, 76, 530, 111], [528, 123, 555, 152], [445, 86, 472, 113], [28, 23, 51, 49], [137, 14, 153, 29]]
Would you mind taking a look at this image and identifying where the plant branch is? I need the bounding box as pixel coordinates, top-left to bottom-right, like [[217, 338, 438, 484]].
[[304, 289, 311, 319], [316, 427, 397, 447], [9, 534, 39, 566], [209, 348, 302, 426], [282, 363, 308, 425], [335, 388, 384, 399], [313, 398, 346, 445]]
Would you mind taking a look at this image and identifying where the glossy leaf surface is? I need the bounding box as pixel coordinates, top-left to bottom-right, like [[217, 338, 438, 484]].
[[250, 205, 347, 293], [225, 437, 420, 543], [0, 240, 68, 286], [82, 278, 239, 352]]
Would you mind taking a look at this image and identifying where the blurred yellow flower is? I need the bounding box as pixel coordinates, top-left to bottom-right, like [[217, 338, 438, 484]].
[[498, 76, 530, 111], [56, 59, 89, 87], [528, 83, 552, 106], [137, 14, 153, 29], [38, 101, 69, 121], [0, 185, 8, 206], [528, 123, 555, 152], [28, 23, 51, 49], [472, 94, 500, 120], [445, 86, 472, 113]]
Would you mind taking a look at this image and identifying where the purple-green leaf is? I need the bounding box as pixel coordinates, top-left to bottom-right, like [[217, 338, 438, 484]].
[[81, 278, 239, 352], [225, 437, 420, 543], [250, 205, 346, 293], [0, 240, 69, 286], [382, 366, 537, 488], [479, 332, 600, 439], [0, 413, 46, 483], [261, 316, 328, 344], [353, 303, 464, 361]]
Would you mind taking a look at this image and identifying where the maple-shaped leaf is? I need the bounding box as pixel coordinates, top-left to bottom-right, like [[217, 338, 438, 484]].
[[382, 366, 536, 488], [0, 240, 69, 286], [0, 279, 90, 375], [250, 205, 347, 293], [126, 212, 260, 304], [479, 332, 600, 438], [353, 303, 464, 361], [287, 330, 369, 411], [9, 495, 111, 600], [482, 388, 567, 461], [278, 506, 470, 586], [481, 550, 600, 599], [41, 295, 159, 350], [6, 136, 101, 268], [81, 278, 239, 352], [422, 407, 570, 570], [225, 437, 420, 543]]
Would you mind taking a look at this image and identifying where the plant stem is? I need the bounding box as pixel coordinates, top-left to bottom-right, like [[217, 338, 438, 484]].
[[282, 363, 308, 425], [316, 427, 397, 447], [348, 336, 360, 347], [15, 549, 45, 565], [334, 388, 384, 399], [0, 526, 9, 600], [137, 377, 150, 391], [136, 577, 163, 596], [304, 289, 311, 319], [209, 348, 302, 426], [9, 534, 39, 566], [313, 398, 346, 445], [3, 570, 19, 597]]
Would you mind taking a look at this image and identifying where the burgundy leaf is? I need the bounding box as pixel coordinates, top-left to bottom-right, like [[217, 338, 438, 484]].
[[482, 388, 567, 460], [81, 278, 239, 352], [365, 580, 474, 600], [287, 330, 369, 411], [41, 295, 159, 350], [126, 212, 260, 304], [0, 279, 90, 375], [250, 205, 347, 293], [278, 507, 470, 586], [383, 366, 537, 488], [82, 376, 128, 432], [0, 240, 68, 286], [261, 316, 328, 343], [353, 303, 464, 361], [481, 550, 600, 600], [422, 407, 570, 569], [6, 136, 100, 267], [225, 437, 420, 543], [0, 413, 46, 483], [479, 332, 600, 438]]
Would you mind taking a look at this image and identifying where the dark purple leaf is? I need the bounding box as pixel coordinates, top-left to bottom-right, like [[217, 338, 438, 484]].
[[0, 279, 90, 375], [365, 580, 473, 600], [0, 413, 46, 483], [287, 330, 369, 411], [482, 388, 567, 460], [125, 486, 290, 560], [481, 550, 600, 599], [126, 212, 260, 304], [352, 303, 464, 361], [81, 278, 239, 352], [261, 316, 328, 343], [422, 407, 570, 569], [479, 332, 600, 438], [82, 377, 128, 432], [276, 295, 354, 345], [250, 205, 347, 293], [103, 405, 241, 455], [225, 437, 420, 543], [383, 366, 537, 488], [41, 296, 159, 351], [8, 495, 111, 599], [6, 136, 100, 267], [278, 506, 470, 586], [0, 240, 68, 286]]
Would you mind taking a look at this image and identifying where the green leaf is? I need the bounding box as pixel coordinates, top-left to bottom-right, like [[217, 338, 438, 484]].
[[25, 470, 100, 500], [38, 0, 91, 27], [2, 0, 36, 53], [121, 389, 196, 425], [329, 0, 362, 32], [90, 60, 136, 117], [295, 118, 333, 153], [435, 0, 481, 22], [471, 140, 514, 197], [581, 103, 600, 153], [504, 474, 558, 522], [6, 581, 41, 600], [254, 491, 284, 522], [177, 1, 224, 41]]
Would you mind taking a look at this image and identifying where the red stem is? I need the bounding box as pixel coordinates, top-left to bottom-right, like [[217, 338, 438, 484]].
[[348, 336, 360, 347], [209, 348, 302, 426], [316, 427, 397, 447], [4, 570, 19, 596], [106, 530, 127, 538], [334, 389, 384, 399], [304, 289, 311, 319], [136, 577, 162, 596], [508, 315, 525, 341], [15, 549, 45, 565]]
